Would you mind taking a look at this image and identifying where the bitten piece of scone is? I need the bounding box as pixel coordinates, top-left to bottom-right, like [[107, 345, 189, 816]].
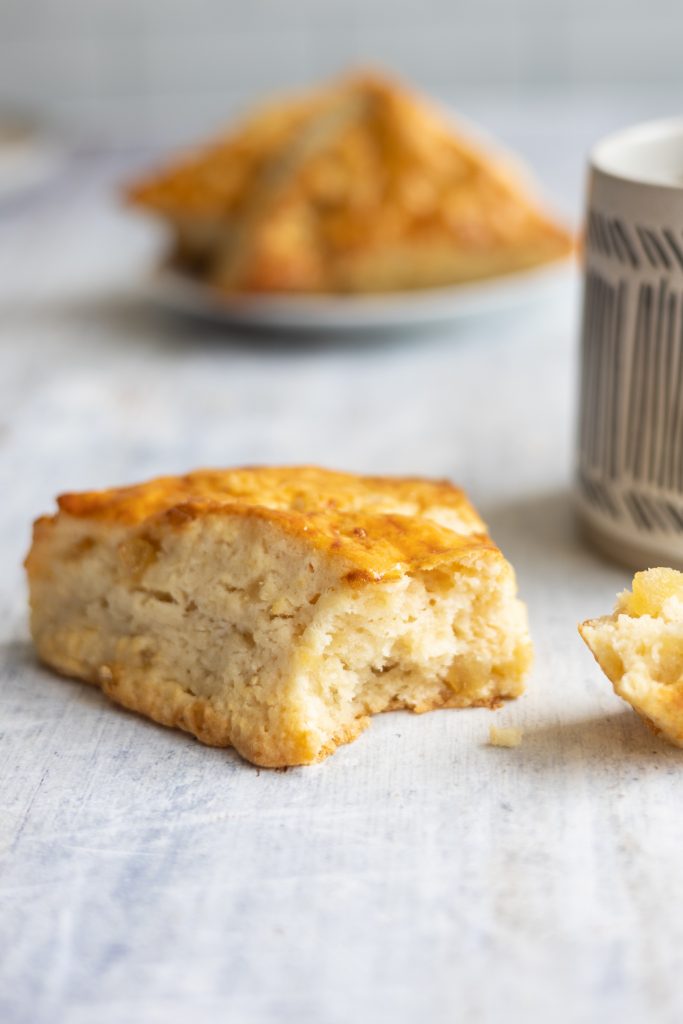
[[580, 568, 683, 746], [26, 466, 532, 767]]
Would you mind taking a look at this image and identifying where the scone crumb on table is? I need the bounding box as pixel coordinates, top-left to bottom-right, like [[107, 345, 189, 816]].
[[489, 725, 523, 748]]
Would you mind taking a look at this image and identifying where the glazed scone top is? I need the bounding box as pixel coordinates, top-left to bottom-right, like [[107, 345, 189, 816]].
[[43, 466, 498, 584]]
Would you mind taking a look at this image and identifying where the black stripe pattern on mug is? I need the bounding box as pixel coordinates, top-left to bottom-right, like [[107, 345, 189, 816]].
[[586, 210, 683, 271], [578, 268, 683, 532]]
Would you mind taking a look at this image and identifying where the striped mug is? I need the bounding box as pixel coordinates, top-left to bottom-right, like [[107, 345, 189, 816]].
[[576, 118, 683, 569]]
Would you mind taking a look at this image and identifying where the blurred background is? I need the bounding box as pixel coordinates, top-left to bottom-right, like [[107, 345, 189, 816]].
[[1, 0, 682, 142], [2, 0, 681, 462], [5, 7, 683, 1024], [1, 0, 682, 204]]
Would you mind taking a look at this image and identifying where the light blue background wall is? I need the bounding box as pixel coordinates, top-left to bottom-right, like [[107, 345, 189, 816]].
[[0, 0, 681, 144]]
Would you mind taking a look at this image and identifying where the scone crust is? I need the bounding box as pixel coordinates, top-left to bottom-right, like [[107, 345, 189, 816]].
[[37, 652, 504, 768], [38, 465, 495, 583], [52, 465, 483, 525]]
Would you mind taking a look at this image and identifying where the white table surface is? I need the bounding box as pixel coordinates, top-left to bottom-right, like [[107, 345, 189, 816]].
[[3, 97, 683, 1024]]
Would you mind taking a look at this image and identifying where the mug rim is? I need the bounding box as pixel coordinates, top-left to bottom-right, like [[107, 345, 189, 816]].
[[591, 116, 683, 191]]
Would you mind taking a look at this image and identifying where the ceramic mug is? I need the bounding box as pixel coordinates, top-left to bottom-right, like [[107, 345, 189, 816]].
[[576, 118, 683, 569]]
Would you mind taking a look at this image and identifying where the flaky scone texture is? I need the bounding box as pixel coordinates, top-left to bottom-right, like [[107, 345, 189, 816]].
[[26, 466, 532, 767], [126, 71, 572, 295], [580, 568, 683, 746]]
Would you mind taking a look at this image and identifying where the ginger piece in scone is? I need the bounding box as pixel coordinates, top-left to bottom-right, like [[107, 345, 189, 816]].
[[25, 466, 532, 767], [580, 568, 683, 746]]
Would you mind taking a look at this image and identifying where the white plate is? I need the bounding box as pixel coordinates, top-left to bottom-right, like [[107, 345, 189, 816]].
[[143, 258, 575, 334]]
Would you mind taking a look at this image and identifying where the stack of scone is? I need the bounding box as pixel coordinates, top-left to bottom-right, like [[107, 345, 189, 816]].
[[127, 72, 572, 295]]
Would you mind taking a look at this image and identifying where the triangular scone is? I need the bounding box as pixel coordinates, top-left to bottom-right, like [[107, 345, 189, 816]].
[[26, 467, 532, 767], [580, 568, 683, 746], [127, 72, 572, 294]]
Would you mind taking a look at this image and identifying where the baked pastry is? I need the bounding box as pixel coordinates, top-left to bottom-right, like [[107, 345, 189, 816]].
[[579, 568, 683, 746], [26, 466, 532, 767], [126, 72, 572, 295]]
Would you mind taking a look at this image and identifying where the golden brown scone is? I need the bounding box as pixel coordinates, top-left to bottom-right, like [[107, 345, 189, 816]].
[[26, 466, 533, 767], [126, 71, 572, 295], [580, 568, 683, 746]]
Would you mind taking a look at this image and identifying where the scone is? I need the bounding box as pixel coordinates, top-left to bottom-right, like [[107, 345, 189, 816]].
[[580, 568, 683, 746], [26, 466, 532, 767], [126, 71, 572, 295]]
